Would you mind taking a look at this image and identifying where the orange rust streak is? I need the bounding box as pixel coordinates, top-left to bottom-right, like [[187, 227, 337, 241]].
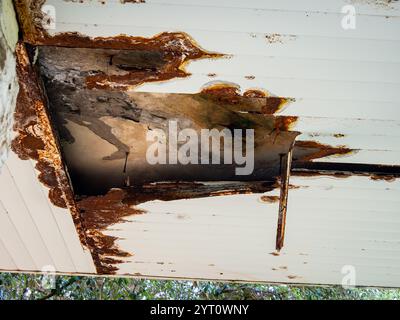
[[78, 189, 144, 274], [295, 140, 353, 162], [274, 116, 298, 131], [65, 32, 224, 90], [200, 83, 293, 114]]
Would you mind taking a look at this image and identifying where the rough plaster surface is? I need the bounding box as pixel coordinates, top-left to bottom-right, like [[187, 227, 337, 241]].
[[0, 0, 19, 171]]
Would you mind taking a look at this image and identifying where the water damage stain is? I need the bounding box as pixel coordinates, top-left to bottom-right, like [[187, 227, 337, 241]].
[[293, 140, 353, 162]]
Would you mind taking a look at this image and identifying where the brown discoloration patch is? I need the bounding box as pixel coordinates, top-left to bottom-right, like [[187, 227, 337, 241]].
[[260, 195, 280, 203], [273, 116, 298, 132], [78, 189, 143, 274], [200, 83, 293, 115], [14, 0, 47, 44], [292, 170, 352, 179], [294, 140, 353, 162], [80, 32, 224, 90], [370, 174, 397, 182]]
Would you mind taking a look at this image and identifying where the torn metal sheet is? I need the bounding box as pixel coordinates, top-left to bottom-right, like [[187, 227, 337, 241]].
[[276, 143, 294, 251]]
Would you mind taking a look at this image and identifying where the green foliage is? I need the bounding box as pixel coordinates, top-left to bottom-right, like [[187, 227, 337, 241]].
[[0, 273, 399, 300]]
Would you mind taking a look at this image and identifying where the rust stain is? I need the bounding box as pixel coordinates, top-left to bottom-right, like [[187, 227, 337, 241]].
[[292, 168, 400, 182], [292, 170, 352, 179], [78, 189, 144, 274], [200, 83, 293, 115], [15, 2, 224, 91], [81, 32, 224, 90], [370, 174, 397, 182], [14, 0, 46, 44], [11, 43, 90, 253], [259, 195, 280, 203], [294, 140, 353, 162], [273, 116, 298, 132]]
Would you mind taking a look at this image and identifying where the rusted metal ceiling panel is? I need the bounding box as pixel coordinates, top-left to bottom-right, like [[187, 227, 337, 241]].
[[2, 0, 398, 287]]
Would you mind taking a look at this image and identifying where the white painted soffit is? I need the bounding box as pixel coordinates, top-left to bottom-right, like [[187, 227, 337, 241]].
[[2, 0, 399, 287]]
